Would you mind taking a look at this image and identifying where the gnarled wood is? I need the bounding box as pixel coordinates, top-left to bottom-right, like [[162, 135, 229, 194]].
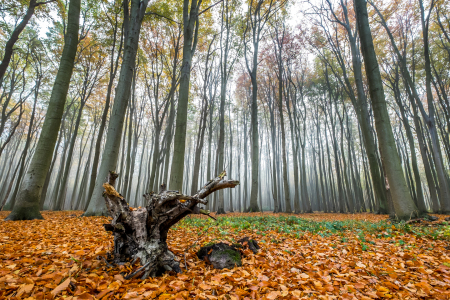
[[102, 170, 239, 278]]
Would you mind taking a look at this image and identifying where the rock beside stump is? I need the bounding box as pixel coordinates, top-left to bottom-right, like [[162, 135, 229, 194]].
[[197, 242, 242, 269], [197, 237, 259, 270]]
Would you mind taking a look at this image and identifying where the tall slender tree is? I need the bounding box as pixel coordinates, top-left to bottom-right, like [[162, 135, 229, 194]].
[[217, 0, 240, 214], [6, 0, 81, 221], [353, 0, 419, 220], [84, 0, 150, 216], [243, 0, 287, 212], [169, 0, 203, 192]]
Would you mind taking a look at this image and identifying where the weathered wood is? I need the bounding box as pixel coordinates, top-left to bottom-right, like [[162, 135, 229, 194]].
[[102, 170, 239, 278]]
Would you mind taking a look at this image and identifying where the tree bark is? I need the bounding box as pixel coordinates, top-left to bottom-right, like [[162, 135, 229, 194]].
[[169, 0, 202, 192], [84, 0, 150, 216], [6, 0, 81, 221], [353, 0, 419, 220], [419, 0, 450, 213], [86, 14, 123, 207]]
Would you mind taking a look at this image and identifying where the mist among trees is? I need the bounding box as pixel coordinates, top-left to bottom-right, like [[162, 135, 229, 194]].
[[1, 0, 449, 221]]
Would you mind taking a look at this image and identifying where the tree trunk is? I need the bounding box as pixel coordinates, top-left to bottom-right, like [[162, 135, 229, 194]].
[[40, 117, 66, 210], [276, 77, 291, 213], [124, 71, 137, 199], [70, 127, 89, 209], [345, 6, 388, 213], [0, 138, 22, 202], [84, 0, 149, 216], [419, 0, 450, 213], [286, 88, 301, 214], [75, 128, 96, 210], [243, 111, 249, 211], [117, 108, 129, 192], [169, 0, 201, 192], [86, 15, 123, 207], [268, 98, 279, 213], [55, 100, 87, 210], [4, 73, 39, 210], [228, 104, 234, 212], [371, 1, 444, 213], [248, 68, 260, 212], [0, 152, 23, 211], [354, 0, 419, 220], [6, 0, 80, 220], [392, 78, 427, 213]]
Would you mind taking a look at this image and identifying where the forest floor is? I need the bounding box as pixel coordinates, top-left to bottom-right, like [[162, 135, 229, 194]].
[[1, 211, 450, 300]]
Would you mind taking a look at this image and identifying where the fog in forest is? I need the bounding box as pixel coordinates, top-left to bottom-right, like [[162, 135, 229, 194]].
[[1, 0, 449, 221]]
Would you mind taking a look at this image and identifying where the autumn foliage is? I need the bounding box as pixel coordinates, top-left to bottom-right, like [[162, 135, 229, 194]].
[[1, 211, 450, 299]]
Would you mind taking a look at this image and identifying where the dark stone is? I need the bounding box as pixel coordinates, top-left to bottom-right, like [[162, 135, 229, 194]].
[[197, 242, 242, 270], [209, 248, 241, 269], [445, 217, 450, 222], [197, 243, 215, 261], [232, 243, 243, 249], [238, 237, 260, 254], [196, 238, 260, 270], [426, 215, 439, 221]]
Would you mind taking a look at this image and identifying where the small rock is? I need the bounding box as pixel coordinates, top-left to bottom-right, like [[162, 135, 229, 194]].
[[197, 242, 241, 270], [426, 215, 439, 221], [237, 237, 260, 254], [210, 249, 241, 269], [445, 217, 450, 222]]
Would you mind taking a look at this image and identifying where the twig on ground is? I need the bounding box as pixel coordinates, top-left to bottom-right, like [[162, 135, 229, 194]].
[[98, 255, 113, 268], [125, 261, 153, 279]]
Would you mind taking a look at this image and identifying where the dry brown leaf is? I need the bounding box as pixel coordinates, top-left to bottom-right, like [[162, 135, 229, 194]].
[[1, 211, 450, 299], [50, 277, 70, 298], [199, 283, 212, 290], [16, 283, 34, 297], [266, 291, 281, 299]]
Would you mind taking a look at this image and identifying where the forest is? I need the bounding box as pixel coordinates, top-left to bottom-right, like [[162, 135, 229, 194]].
[[1, 0, 450, 299]]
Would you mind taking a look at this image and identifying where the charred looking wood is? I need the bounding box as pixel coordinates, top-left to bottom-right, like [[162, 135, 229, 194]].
[[102, 170, 239, 279]]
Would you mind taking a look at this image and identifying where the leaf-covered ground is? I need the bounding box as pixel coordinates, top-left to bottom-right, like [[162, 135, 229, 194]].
[[1, 211, 450, 299]]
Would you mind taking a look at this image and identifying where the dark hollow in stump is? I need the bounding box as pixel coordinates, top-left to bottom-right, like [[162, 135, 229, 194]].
[[102, 170, 239, 279]]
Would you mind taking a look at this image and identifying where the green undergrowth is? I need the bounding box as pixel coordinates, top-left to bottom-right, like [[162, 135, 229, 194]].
[[175, 215, 447, 240]]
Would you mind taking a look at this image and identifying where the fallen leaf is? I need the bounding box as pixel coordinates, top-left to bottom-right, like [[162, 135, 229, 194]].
[[16, 283, 34, 297], [266, 291, 281, 299], [199, 283, 212, 290], [51, 278, 71, 298]]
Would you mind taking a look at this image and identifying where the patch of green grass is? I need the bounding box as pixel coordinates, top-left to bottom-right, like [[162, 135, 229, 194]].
[[175, 215, 447, 240], [177, 215, 392, 235], [361, 243, 369, 251]]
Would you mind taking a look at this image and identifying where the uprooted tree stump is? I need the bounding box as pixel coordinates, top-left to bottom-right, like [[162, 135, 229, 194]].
[[102, 170, 239, 279]]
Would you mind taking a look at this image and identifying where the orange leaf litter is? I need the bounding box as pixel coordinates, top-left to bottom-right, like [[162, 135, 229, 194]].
[[1, 211, 450, 299]]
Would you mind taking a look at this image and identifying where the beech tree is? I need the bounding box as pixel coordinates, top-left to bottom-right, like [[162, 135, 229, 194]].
[[2, 0, 449, 221], [216, 0, 241, 214], [243, 0, 287, 212], [6, 0, 81, 221], [84, 0, 150, 216], [353, 0, 419, 220]]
